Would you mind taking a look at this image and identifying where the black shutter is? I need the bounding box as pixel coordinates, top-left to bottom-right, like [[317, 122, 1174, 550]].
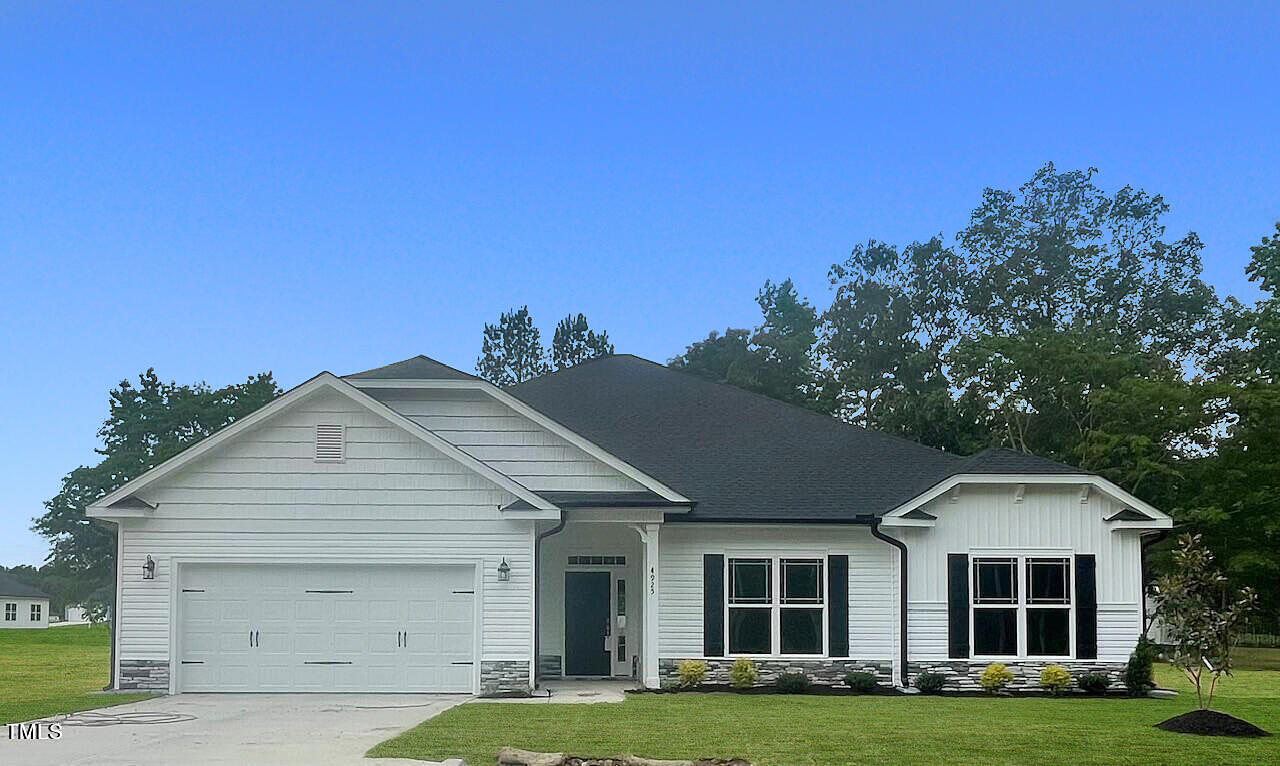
[[947, 553, 970, 659], [703, 554, 724, 657], [828, 555, 849, 658], [1075, 554, 1097, 660]]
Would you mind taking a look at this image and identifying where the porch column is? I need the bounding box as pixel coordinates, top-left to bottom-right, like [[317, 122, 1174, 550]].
[[636, 522, 661, 688]]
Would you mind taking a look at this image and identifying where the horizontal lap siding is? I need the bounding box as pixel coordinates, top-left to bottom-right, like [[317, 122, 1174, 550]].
[[901, 485, 1145, 662], [658, 525, 896, 660], [371, 390, 645, 493], [117, 389, 536, 666]]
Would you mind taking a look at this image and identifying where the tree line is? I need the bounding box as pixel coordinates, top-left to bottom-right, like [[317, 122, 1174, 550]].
[[30, 163, 1279, 631]]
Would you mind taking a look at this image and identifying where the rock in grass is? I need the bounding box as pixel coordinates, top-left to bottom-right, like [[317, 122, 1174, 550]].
[[1154, 710, 1271, 738]]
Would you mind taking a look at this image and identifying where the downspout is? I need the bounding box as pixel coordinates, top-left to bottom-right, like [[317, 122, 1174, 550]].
[[533, 515, 567, 686], [864, 515, 909, 688], [1139, 529, 1171, 636]]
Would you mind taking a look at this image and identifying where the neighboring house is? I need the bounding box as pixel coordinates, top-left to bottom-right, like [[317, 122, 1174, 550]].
[[0, 572, 50, 630], [88, 354, 1171, 695]]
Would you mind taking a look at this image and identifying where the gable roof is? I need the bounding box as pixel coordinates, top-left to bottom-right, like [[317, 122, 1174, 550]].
[[345, 355, 482, 382], [508, 355, 975, 522], [949, 447, 1081, 475], [0, 571, 49, 600], [87, 372, 556, 517]]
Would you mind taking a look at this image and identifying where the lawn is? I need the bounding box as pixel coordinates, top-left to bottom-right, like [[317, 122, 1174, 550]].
[[0, 624, 153, 724], [368, 665, 1280, 765]]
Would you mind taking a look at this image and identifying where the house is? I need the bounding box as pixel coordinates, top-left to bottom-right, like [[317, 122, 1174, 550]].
[[87, 354, 1171, 695], [0, 572, 50, 629]]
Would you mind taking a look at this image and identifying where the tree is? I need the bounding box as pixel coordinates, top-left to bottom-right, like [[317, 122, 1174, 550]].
[[476, 306, 551, 385], [670, 279, 832, 412], [551, 314, 614, 370], [31, 370, 279, 628], [1151, 534, 1257, 709]]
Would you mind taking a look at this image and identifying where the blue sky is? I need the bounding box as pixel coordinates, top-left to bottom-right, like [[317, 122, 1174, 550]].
[[2, 2, 1278, 566]]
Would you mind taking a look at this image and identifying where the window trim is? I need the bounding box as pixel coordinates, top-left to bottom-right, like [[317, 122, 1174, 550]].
[[969, 551, 1075, 661], [3, 603, 15, 622], [725, 555, 827, 658]]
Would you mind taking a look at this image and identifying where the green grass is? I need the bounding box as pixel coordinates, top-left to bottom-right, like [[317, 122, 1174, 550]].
[[0, 624, 153, 724], [368, 665, 1280, 765], [1237, 646, 1280, 671]]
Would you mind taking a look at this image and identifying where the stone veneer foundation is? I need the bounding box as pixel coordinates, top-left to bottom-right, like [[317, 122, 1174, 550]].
[[908, 660, 1127, 692], [659, 658, 894, 687], [118, 659, 170, 691], [480, 660, 532, 697]]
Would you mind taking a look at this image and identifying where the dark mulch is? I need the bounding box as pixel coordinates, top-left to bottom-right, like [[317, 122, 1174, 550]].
[[627, 684, 898, 696], [1155, 709, 1271, 738]]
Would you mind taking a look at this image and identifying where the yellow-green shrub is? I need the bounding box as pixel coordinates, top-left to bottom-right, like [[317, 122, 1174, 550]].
[[675, 660, 708, 689], [729, 657, 758, 688], [1040, 664, 1072, 696], [979, 662, 1015, 693]]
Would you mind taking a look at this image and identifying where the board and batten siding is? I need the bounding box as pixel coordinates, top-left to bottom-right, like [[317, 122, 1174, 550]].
[[115, 388, 536, 665], [369, 389, 646, 493], [657, 524, 897, 661], [898, 483, 1145, 663]]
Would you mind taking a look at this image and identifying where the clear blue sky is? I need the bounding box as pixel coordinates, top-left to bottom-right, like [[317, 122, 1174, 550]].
[[2, 2, 1278, 566]]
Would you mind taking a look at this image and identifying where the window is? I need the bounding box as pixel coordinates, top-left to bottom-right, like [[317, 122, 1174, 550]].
[[972, 555, 1072, 658], [727, 557, 825, 656], [3, 603, 14, 622], [30, 603, 41, 622], [616, 579, 626, 616], [567, 555, 626, 566]]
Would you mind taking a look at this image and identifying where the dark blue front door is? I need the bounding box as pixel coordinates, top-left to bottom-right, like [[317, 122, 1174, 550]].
[[564, 571, 611, 676]]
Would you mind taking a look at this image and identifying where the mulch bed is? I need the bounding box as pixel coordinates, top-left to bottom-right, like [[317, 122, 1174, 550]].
[[1155, 709, 1271, 738], [627, 684, 899, 696]]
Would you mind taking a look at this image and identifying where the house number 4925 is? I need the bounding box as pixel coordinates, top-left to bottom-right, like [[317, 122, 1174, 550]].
[[649, 567, 655, 594]]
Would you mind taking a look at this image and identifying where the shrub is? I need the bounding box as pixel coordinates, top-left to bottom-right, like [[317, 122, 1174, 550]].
[[1124, 635, 1159, 695], [1040, 664, 1072, 695], [914, 671, 946, 694], [776, 671, 811, 694], [729, 657, 758, 689], [979, 663, 1015, 693], [845, 671, 879, 693], [1077, 672, 1111, 694], [675, 660, 707, 689]]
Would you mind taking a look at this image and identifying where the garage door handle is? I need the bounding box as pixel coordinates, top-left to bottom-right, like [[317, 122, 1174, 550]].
[[451, 661, 473, 665], [304, 661, 353, 665], [255, 630, 260, 647], [404, 632, 408, 648]]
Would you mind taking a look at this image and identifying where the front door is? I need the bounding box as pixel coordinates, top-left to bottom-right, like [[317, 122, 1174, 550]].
[[564, 571, 612, 676]]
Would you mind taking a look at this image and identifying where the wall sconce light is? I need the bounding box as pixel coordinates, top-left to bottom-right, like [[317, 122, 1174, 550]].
[[496, 558, 511, 582], [142, 555, 156, 580]]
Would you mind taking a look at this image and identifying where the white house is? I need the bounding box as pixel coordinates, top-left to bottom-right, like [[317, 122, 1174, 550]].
[[0, 572, 50, 630], [88, 355, 1171, 695]]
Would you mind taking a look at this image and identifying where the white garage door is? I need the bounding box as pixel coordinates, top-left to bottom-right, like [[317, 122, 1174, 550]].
[[177, 563, 476, 693]]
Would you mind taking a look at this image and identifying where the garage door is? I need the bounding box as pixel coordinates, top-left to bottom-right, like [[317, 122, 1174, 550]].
[[177, 563, 476, 693]]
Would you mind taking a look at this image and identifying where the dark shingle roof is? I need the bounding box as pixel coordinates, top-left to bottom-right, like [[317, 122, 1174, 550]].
[[508, 356, 1090, 522], [0, 571, 50, 599], [345, 355, 481, 382], [503, 490, 693, 512]]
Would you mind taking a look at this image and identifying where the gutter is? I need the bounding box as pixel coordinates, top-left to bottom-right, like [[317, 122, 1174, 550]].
[[861, 515, 909, 688], [532, 515, 567, 685]]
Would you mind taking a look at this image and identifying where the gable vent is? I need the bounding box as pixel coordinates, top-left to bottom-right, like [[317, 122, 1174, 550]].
[[314, 424, 345, 462]]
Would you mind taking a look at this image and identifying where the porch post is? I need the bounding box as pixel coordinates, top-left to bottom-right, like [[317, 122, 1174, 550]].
[[638, 522, 661, 688]]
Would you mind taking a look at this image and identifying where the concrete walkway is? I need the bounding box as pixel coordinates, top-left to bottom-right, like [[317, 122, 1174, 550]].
[[487, 679, 635, 704], [0, 693, 467, 766]]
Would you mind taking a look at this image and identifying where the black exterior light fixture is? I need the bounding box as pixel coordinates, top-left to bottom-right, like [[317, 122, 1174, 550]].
[[497, 558, 511, 582], [142, 555, 156, 580]]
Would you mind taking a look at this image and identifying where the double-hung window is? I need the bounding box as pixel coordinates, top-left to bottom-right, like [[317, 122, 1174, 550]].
[[30, 603, 42, 622], [972, 555, 1072, 658], [727, 557, 825, 656], [3, 603, 14, 622]]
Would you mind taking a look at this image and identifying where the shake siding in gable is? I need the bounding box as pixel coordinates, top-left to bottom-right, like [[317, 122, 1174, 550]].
[[115, 389, 536, 664], [657, 525, 897, 660], [369, 389, 646, 493]]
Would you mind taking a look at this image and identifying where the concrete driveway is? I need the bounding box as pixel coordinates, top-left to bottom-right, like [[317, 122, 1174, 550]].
[[0, 693, 467, 766]]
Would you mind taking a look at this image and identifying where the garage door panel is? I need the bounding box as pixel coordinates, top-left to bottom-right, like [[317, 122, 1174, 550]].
[[177, 563, 477, 693]]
